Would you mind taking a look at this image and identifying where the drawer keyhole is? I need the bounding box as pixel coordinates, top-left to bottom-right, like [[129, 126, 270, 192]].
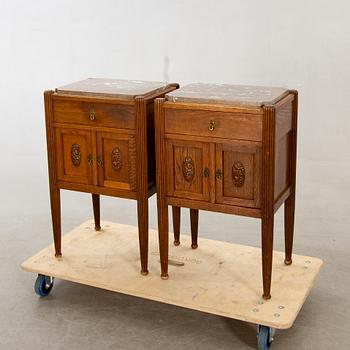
[[89, 110, 96, 121], [215, 169, 222, 180], [208, 120, 215, 131]]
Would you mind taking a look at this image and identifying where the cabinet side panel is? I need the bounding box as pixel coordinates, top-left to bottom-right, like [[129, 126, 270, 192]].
[[274, 96, 293, 200], [44, 91, 57, 185], [274, 133, 290, 200]]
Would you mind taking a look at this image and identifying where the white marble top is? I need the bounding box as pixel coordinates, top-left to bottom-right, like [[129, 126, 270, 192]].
[[57, 78, 169, 98], [166, 83, 289, 107]]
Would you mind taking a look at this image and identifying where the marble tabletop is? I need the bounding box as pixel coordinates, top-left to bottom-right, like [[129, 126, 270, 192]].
[[166, 83, 289, 107], [57, 78, 169, 98]]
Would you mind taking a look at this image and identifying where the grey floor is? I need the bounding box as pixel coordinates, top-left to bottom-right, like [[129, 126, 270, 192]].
[[1, 156, 349, 349]]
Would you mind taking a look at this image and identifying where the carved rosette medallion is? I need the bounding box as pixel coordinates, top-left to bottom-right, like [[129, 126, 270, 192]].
[[111, 147, 122, 171], [71, 143, 81, 167], [232, 161, 245, 187], [182, 156, 195, 182]]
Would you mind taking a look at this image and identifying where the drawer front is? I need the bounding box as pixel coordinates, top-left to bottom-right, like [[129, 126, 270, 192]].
[[165, 108, 262, 141], [53, 99, 135, 129], [215, 141, 261, 208]]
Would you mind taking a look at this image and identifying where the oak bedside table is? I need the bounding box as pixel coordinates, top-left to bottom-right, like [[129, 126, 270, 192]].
[[44, 78, 178, 275], [155, 83, 298, 299]]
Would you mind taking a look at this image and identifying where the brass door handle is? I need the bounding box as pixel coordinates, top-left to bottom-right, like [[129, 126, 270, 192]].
[[87, 154, 93, 165], [215, 169, 222, 180], [203, 167, 210, 178], [97, 156, 103, 166], [89, 109, 96, 121], [208, 120, 215, 131]]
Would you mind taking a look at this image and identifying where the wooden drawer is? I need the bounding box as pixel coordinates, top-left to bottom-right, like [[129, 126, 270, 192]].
[[165, 108, 262, 141], [53, 99, 135, 129]]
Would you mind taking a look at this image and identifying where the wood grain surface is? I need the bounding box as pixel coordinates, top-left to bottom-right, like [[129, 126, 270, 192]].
[[21, 220, 322, 330]]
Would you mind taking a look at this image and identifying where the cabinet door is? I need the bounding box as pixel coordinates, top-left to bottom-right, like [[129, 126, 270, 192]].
[[215, 142, 261, 208], [165, 138, 210, 201], [96, 131, 136, 191], [56, 128, 93, 184]]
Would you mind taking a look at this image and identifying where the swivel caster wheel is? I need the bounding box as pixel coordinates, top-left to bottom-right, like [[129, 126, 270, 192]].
[[34, 274, 54, 297], [257, 325, 275, 350]]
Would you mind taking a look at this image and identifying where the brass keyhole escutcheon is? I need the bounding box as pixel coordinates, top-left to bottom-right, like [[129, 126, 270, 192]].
[[97, 156, 103, 166], [208, 120, 215, 131], [215, 169, 222, 180], [203, 167, 210, 178], [89, 110, 96, 121], [87, 154, 93, 165]]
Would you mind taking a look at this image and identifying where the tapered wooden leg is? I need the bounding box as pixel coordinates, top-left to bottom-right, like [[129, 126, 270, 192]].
[[261, 213, 274, 300], [49, 187, 61, 257], [261, 104, 277, 300], [158, 202, 169, 279], [190, 209, 199, 249], [285, 89, 298, 266], [172, 206, 181, 246], [284, 193, 295, 265], [155, 98, 169, 280], [92, 194, 101, 231], [137, 196, 149, 276]]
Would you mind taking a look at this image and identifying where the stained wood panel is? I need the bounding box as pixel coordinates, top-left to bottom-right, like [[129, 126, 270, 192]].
[[274, 133, 291, 200], [96, 131, 136, 191], [165, 108, 262, 141], [55, 127, 93, 184], [274, 95, 294, 201], [53, 99, 135, 129], [275, 95, 293, 141], [216, 141, 261, 208], [166, 138, 210, 201]]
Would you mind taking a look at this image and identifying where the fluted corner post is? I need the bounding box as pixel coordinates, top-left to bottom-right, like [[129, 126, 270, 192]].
[[44, 90, 62, 258], [261, 104, 276, 300], [135, 96, 149, 276], [284, 90, 298, 266], [154, 98, 169, 279]]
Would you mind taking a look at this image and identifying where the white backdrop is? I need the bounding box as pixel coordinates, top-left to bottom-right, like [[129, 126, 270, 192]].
[[1, 5, 350, 347], [0, 0, 349, 162]]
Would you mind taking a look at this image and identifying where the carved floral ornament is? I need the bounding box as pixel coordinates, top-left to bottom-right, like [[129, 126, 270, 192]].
[[232, 161, 245, 187], [111, 147, 122, 171], [71, 143, 81, 167], [182, 156, 195, 182]]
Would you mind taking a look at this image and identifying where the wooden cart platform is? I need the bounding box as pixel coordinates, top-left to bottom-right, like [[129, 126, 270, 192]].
[[21, 220, 322, 331]]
